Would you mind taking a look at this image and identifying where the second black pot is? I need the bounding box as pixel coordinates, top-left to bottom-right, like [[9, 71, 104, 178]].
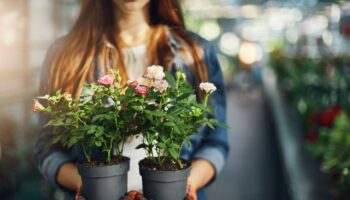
[[77, 157, 130, 200], [139, 160, 191, 200]]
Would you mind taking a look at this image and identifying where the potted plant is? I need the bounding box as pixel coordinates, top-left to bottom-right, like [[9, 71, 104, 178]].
[[125, 66, 227, 200], [33, 70, 132, 200]]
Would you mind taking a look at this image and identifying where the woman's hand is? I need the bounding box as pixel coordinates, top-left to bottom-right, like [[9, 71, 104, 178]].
[[75, 186, 85, 200], [186, 178, 197, 200], [121, 191, 146, 200]]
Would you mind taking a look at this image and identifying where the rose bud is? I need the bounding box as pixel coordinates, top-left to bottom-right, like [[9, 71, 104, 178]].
[[199, 82, 217, 94], [176, 71, 186, 83], [97, 74, 115, 86], [135, 86, 149, 95], [32, 99, 45, 112]]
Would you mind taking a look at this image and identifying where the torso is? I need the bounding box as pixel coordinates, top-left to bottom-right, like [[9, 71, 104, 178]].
[[122, 44, 148, 191]]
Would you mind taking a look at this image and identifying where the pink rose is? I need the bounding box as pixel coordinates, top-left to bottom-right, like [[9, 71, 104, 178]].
[[152, 79, 169, 93], [98, 74, 115, 86], [32, 99, 45, 112], [127, 80, 139, 88], [135, 86, 149, 95]]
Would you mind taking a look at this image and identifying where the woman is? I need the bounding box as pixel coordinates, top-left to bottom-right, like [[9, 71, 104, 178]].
[[34, 0, 229, 199]]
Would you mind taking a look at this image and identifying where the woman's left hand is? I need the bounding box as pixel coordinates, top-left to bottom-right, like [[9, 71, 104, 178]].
[[186, 178, 197, 200], [75, 186, 85, 200]]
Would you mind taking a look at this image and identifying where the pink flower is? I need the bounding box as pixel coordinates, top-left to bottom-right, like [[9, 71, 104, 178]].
[[127, 80, 139, 88], [135, 86, 149, 95], [32, 99, 45, 112], [97, 74, 115, 86], [144, 65, 165, 80], [152, 79, 169, 93]]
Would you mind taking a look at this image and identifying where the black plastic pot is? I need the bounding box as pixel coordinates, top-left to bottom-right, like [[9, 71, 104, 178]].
[[139, 160, 191, 200], [77, 158, 130, 200]]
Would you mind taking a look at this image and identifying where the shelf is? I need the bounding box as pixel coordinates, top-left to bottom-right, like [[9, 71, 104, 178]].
[[262, 68, 332, 200]]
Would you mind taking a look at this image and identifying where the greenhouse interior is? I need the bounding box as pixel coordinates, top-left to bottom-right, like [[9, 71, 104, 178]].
[[1, 0, 350, 199]]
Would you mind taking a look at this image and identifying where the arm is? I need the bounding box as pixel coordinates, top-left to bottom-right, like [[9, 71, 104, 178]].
[[34, 39, 81, 192], [57, 163, 82, 191], [188, 43, 229, 189], [189, 159, 215, 189]]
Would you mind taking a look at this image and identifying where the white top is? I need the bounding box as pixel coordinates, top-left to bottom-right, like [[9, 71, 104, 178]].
[[123, 44, 147, 81], [122, 45, 147, 191]]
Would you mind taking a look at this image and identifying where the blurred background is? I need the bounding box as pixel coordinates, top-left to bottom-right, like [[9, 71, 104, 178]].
[[1, 0, 350, 199]]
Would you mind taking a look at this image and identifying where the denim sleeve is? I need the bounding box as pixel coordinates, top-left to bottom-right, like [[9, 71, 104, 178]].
[[34, 40, 73, 188], [191, 43, 229, 182]]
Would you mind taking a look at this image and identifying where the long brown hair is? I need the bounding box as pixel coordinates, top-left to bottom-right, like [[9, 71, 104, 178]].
[[47, 0, 208, 97]]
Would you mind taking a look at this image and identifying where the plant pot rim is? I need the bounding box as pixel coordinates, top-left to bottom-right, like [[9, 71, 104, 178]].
[[78, 156, 130, 178], [139, 158, 191, 182]]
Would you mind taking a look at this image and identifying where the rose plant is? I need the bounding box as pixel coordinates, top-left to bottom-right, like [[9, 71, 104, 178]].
[[33, 65, 227, 200], [124, 65, 227, 200], [33, 70, 133, 200], [34, 70, 130, 164], [122, 65, 226, 169]]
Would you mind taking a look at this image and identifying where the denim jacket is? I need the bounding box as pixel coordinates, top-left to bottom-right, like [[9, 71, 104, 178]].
[[34, 30, 229, 200]]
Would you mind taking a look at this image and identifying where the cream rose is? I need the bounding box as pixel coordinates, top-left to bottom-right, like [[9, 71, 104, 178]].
[[199, 82, 217, 94], [144, 65, 165, 80]]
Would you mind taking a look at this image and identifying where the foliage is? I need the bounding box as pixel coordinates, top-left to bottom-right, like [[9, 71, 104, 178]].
[[309, 112, 350, 195], [34, 66, 227, 167], [270, 52, 350, 123], [128, 70, 227, 167], [270, 51, 350, 195], [35, 71, 129, 163]]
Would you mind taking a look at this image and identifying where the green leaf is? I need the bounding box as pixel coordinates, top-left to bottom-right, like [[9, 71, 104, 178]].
[[216, 121, 230, 129], [87, 128, 95, 134], [207, 122, 215, 129], [169, 148, 178, 160], [95, 141, 102, 147], [67, 137, 78, 148], [187, 94, 196, 104], [164, 121, 175, 127], [158, 143, 167, 149], [165, 72, 176, 87], [131, 106, 143, 111], [145, 110, 165, 117]]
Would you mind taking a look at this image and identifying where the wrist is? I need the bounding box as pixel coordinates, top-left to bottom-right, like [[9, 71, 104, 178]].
[[187, 177, 198, 191]]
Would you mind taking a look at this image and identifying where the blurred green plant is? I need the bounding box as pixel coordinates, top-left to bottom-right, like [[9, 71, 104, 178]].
[[309, 112, 350, 196], [270, 50, 350, 196], [270, 52, 350, 124]]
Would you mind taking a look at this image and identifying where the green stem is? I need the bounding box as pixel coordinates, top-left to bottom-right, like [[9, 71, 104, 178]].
[[107, 138, 114, 163], [107, 150, 111, 163], [82, 144, 91, 163], [203, 93, 209, 107]]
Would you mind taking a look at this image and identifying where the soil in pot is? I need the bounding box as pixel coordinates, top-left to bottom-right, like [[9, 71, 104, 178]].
[[78, 156, 130, 200], [139, 158, 191, 200]]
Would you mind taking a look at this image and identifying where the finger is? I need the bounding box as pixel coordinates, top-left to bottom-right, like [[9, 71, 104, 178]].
[[186, 193, 195, 200], [128, 190, 138, 199]]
